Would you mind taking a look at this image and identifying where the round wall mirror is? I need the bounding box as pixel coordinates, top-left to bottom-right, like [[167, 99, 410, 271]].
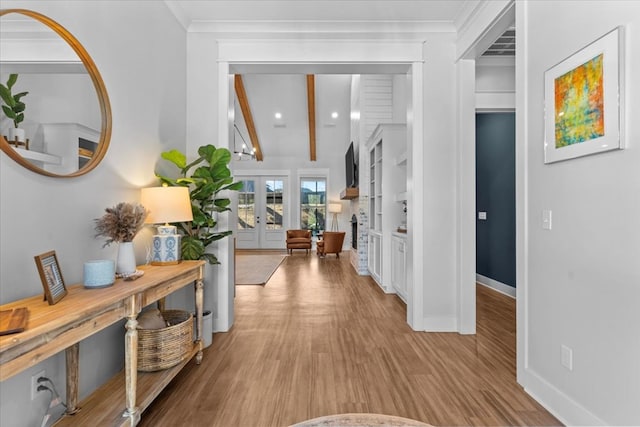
[[0, 9, 111, 178]]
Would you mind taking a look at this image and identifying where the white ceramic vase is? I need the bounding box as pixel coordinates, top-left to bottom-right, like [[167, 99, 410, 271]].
[[116, 241, 137, 276], [7, 127, 25, 143]]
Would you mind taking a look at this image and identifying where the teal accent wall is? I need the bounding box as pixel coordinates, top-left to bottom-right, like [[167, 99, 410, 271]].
[[476, 113, 516, 287]]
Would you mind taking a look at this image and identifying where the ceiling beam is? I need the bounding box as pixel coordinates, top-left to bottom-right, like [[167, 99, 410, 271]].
[[306, 74, 317, 161], [234, 75, 263, 161]]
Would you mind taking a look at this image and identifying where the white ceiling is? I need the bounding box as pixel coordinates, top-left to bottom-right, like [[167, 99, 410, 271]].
[[234, 74, 352, 161]]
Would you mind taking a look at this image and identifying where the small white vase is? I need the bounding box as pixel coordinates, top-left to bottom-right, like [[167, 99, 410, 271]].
[[7, 127, 25, 143], [116, 241, 137, 276]]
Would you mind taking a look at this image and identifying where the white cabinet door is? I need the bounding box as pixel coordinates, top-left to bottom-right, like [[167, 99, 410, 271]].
[[368, 232, 382, 285]]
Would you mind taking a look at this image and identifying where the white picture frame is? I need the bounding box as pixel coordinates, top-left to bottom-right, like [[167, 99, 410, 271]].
[[544, 26, 624, 164]]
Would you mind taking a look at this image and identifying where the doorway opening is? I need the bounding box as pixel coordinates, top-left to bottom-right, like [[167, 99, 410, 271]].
[[215, 59, 425, 332], [235, 175, 288, 249]]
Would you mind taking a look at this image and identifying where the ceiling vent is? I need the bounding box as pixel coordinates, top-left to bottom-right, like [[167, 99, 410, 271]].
[[482, 27, 515, 56]]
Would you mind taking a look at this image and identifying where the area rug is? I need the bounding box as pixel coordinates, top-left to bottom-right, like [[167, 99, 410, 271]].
[[290, 413, 432, 426], [235, 254, 287, 285]]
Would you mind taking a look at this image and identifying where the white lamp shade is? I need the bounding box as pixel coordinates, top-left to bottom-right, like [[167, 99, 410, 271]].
[[328, 203, 342, 214], [141, 186, 193, 224]]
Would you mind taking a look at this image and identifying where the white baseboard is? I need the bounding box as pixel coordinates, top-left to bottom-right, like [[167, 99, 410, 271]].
[[423, 316, 458, 332], [476, 274, 516, 298], [523, 367, 607, 426]]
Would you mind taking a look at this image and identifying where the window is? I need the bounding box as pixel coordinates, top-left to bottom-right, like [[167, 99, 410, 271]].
[[265, 179, 284, 230], [300, 178, 326, 236]]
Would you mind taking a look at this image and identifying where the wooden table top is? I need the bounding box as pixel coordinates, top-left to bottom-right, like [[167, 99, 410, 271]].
[[0, 261, 204, 374]]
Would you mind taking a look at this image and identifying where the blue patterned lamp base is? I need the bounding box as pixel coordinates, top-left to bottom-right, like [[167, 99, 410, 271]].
[[151, 225, 183, 265]]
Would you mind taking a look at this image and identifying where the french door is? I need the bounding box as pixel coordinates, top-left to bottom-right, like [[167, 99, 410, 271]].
[[236, 176, 288, 249]]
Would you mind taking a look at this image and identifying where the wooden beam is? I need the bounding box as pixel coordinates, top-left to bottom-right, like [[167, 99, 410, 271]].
[[306, 74, 317, 161], [234, 75, 263, 161]]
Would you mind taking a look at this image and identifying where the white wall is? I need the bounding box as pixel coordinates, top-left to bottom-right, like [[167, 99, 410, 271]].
[[519, 1, 640, 425], [421, 33, 459, 331], [475, 57, 515, 110], [0, 1, 186, 426], [392, 74, 407, 123]]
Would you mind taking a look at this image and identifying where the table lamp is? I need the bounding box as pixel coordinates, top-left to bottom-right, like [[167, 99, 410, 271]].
[[328, 203, 342, 232], [141, 186, 193, 265]]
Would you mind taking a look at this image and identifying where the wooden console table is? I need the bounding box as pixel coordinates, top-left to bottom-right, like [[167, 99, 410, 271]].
[[0, 261, 205, 426]]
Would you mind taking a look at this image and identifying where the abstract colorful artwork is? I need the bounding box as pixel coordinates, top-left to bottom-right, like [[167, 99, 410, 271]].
[[544, 27, 624, 163], [554, 54, 604, 148]]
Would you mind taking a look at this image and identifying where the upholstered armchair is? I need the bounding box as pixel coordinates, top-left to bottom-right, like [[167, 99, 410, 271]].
[[286, 229, 312, 254], [316, 231, 346, 258]]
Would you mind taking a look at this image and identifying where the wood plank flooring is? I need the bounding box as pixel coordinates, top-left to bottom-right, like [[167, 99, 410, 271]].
[[139, 253, 561, 426]]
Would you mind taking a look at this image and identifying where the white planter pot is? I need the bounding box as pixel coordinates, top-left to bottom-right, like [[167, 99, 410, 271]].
[[193, 310, 213, 348], [7, 127, 25, 143]]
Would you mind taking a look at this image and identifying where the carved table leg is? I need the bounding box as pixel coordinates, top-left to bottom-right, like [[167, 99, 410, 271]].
[[65, 343, 80, 415], [157, 297, 166, 313], [195, 276, 204, 364], [123, 315, 139, 422]]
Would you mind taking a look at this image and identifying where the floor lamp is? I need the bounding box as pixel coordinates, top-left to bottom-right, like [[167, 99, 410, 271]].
[[328, 203, 342, 232]]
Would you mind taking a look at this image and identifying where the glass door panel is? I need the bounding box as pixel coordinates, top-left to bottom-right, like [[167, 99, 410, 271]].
[[237, 180, 256, 229], [236, 179, 259, 248], [235, 176, 287, 249], [265, 179, 284, 230]]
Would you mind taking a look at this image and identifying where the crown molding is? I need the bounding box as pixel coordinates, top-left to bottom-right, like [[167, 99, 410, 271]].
[[164, 0, 191, 31], [453, 0, 485, 32], [186, 19, 455, 38], [455, 0, 492, 43]]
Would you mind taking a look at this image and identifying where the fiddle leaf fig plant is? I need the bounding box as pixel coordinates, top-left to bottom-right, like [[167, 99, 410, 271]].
[[0, 74, 28, 128], [156, 144, 243, 265]]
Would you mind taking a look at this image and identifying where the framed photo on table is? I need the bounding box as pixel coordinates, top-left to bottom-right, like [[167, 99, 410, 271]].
[[34, 251, 67, 305], [544, 26, 624, 163]]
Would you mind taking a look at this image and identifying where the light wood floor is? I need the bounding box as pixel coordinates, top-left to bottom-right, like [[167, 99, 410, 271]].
[[139, 253, 561, 426]]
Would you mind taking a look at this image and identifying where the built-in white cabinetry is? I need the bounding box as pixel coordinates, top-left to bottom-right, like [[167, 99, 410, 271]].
[[366, 123, 406, 293], [391, 232, 407, 302]]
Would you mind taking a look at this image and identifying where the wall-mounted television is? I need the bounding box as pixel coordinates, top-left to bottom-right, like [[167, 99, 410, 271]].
[[345, 141, 358, 188]]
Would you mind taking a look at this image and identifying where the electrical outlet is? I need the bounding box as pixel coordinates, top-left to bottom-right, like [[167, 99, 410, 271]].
[[31, 370, 46, 400]]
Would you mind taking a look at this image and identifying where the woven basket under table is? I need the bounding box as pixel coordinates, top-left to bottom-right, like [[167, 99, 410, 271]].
[[137, 310, 193, 372]]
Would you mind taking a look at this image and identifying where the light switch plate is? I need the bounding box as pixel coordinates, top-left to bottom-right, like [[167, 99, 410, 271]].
[[542, 210, 552, 230], [561, 345, 573, 371], [478, 211, 487, 220]]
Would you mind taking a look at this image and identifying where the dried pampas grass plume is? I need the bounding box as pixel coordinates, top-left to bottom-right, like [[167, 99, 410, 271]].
[[94, 202, 148, 247]]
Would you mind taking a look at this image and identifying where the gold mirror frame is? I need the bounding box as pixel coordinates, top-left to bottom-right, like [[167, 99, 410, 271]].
[[0, 8, 112, 178]]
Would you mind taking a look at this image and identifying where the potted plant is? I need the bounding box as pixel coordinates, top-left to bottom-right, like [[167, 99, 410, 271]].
[[94, 202, 148, 275], [0, 74, 28, 144], [156, 144, 242, 264]]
